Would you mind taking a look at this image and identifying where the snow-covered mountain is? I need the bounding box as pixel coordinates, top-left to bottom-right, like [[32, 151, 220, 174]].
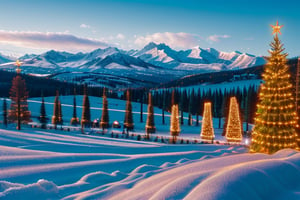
[[0, 43, 265, 73], [131, 42, 266, 70], [0, 53, 14, 64], [0, 43, 266, 88]]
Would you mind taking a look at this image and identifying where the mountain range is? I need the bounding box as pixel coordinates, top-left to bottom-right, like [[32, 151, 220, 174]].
[[0, 43, 266, 88]]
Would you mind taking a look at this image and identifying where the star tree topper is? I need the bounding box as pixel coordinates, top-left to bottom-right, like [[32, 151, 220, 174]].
[[15, 60, 23, 73], [270, 21, 283, 35]]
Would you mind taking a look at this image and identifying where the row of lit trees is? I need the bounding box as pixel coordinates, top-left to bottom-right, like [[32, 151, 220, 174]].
[[170, 96, 243, 143]]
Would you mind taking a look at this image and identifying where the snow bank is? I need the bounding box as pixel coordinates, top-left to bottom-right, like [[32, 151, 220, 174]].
[[0, 179, 59, 199], [111, 149, 300, 200], [0, 126, 299, 200]]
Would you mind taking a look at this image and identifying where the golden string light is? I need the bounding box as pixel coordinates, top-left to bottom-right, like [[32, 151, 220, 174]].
[[200, 102, 215, 141]]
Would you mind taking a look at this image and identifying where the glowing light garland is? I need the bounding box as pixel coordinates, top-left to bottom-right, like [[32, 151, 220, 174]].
[[225, 97, 243, 143], [200, 102, 215, 140], [170, 104, 180, 136], [250, 21, 298, 154]]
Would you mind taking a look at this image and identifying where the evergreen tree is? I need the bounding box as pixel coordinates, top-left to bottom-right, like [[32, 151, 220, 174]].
[[58, 100, 63, 126], [81, 85, 91, 128], [8, 75, 31, 130], [188, 89, 195, 126], [124, 90, 134, 130], [70, 89, 79, 126], [3, 98, 7, 128], [39, 95, 47, 129], [140, 91, 144, 122], [170, 104, 180, 143], [179, 91, 184, 125], [295, 57, 300, 146], [100, 88, 109, 129], [146, 92, 156, 138], [162, 90, 166, 124], [195, 89, 202, 126], [250, 30, 297, 154], [52, 91, 60, 129], [214, 89, 223, 128], [221, 91, 230, 136], [225, 97, 243, 143]]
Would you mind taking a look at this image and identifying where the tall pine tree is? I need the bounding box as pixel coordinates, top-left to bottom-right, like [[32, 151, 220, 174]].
[[39, 95, 47, 129], [9, 75, 31, 130], [100, 88, 109, 129], [250, 23, 297, 154], [70, 88, 79, 126], [58, 100, 63, 126], [81, 85, 91, 128], [52, 90, 60, 129], [146, 92, 156, 138], [124, 90, 134, 130]]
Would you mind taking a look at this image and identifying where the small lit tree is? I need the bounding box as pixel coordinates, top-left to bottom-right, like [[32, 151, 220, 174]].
[[124, 90, 134, 131], [170, 104, 180, 143], [100, 88, 109, 129], [225, 97, 243, 143], [200, 102, 215, 141], [146, 92, 156, 139]]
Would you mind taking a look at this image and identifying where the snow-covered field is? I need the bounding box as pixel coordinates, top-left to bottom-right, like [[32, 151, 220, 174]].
[[0, 96, 300, 199]]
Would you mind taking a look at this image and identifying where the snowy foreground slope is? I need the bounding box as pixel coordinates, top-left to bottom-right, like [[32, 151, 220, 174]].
[[0, 128, 299, 200], [0, 96, 300, 199]]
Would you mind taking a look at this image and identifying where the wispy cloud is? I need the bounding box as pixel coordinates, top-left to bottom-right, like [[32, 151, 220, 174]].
[[0, 30, 110, 52], [134, 32, 201, 49], [116, 33, 125, 40], [207, 34, 230, 42], [80, 24, 91, 29]]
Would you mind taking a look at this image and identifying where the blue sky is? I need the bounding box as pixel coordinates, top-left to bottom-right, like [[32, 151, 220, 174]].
[[0, 0, 299, 57]]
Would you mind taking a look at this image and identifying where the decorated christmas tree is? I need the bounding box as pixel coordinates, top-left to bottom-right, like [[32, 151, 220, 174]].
[[200, 102, 215, 141], [70, 89, 79, 126], [81, 85, 91, 128], [8, 60, 31, 130], [124, 90, 134, 131], [295, 57, 300, 146], [52, 91, 60, 129], [100, 88, 109, 129], [170, 104, 180, 143], [225, 97, 243, 143], [146, 92, 156, 138], [250, 21, 297, 154], [39, 95, 47, 129]]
